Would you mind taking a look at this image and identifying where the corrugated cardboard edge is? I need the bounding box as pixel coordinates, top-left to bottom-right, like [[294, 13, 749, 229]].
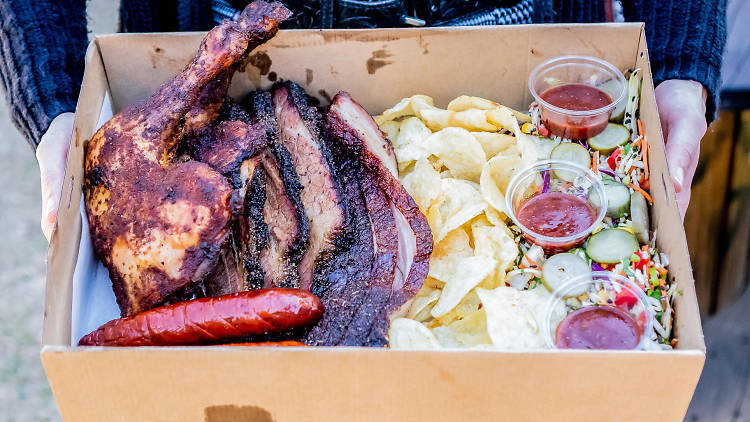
[[42, 40, 109, 346], [41, 346, 705, 422], [635, 26, 705, 353]]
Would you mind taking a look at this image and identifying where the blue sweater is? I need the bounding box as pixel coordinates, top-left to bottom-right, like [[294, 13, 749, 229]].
[[0, 0, 727, 149]]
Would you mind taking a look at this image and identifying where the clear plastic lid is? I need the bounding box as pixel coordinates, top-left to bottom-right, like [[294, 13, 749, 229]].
[[541, 271, 654, 350], [528, 55, 627, 117], [505, 159, 607, 249]]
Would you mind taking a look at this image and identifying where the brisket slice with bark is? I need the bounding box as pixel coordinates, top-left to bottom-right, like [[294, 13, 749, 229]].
[[302, 136, 397, 346], [249, 91, 309, 289], [326, 91, 433, 345], [184, 100, 272, 294], [271, 81, 348, 291]]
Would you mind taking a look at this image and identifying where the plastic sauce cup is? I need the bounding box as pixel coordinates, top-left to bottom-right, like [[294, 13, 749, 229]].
[[505, 160, 607, 253], [529, 55, 627, 139], [541, 272, 654, 350]]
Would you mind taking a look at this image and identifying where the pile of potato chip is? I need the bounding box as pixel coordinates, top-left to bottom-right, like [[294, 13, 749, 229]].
[[381, 95, 563, 350]]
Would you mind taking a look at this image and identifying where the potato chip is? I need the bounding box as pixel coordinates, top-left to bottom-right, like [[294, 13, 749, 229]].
[[428, 155, 445, 171], [401, 159, 442, 213], [407, 287, 441, 322], [442, 308, 492, 347], [486, 106, 539, 165], [473, 226, 518, 269], [430, 255, 497, 317], [485, 105, 533, 127], [393, 117, 432, 165], [430, 179, 486, 242], [484, 205, 507, 227], [446, 95, 500, 112], [472, 132, 517, 158], [479, 155, 519, 215], [433, 227, 473, 259], [424, 127, 486, 182], [431, 326, 462, 348], [418, 107, 455, 131], [389, 318, 441, 349], [476, 286, 563, 350], [425, 204, 443, 242], [394, 117, 431, 149], [432, 289, 482, 326], [394, 141, 431, 167], [375, 95, 434, 125], [450, 109, 497, 132], [380, 120, 400, 143], [423, 276, 445, 289]]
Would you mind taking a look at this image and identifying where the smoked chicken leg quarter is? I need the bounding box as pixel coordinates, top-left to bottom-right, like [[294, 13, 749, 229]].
[[83, 1, 292, 316]]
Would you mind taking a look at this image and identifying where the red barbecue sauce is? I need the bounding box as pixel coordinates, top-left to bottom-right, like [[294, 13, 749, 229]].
[[516, 192, 596, 238], [555, 306, 641, 349], [540, 84, 613, 139]]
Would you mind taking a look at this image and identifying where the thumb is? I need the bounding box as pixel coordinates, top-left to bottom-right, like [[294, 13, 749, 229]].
[[37, 112, 75, 242]]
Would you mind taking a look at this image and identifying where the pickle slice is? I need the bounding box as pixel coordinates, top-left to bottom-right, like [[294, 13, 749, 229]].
[[542, 253, 591, 296], [588, 123, 630, 154], [550, 142, 591, 181], [586, 228, 639, 264], [599, 79, 626, 122], [589, 179, 631, 218], [630, 191, 650, 244]]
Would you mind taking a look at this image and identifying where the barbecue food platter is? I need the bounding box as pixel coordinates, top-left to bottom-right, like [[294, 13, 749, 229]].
[[78, 1, 673, 351]]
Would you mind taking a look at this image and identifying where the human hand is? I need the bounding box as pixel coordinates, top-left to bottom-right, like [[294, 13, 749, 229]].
[[37, 112, 75, 242], [654, 79, 708, 219]]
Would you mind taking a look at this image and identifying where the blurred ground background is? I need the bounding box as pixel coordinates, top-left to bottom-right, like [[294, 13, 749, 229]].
[[0, 1, 117, 420], [0, 1, 746, 421]]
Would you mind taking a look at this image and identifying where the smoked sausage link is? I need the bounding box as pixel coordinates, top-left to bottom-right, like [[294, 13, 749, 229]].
[[78, 289, 323, 346], [221, 341, 307, 347]]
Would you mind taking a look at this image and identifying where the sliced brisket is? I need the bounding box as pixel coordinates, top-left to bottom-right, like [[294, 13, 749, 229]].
[[272, 81, 348, 291], [327, 92, 433, 345], [302, 136, 398, 346], [249, 90, 309, 289]]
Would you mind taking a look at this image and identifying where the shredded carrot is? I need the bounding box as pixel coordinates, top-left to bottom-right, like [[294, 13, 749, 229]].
[[592, 151, 599, 174], [629, 182, 653, 204], [656, 266, 668, 276], [637, 119, 645, 140], [638, 120, 649, 179], [639, 173, 651, 190], [600, 263, 610, 270], [521, 256, 539, 269]]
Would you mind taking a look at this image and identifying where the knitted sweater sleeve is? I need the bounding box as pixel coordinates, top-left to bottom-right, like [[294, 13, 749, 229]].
[[0, 0, 88, 150], [623, 0, 727, 123]]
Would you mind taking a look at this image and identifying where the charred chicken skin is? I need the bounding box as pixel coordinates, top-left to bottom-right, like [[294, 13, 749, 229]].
[[84, 1, 291, 316]]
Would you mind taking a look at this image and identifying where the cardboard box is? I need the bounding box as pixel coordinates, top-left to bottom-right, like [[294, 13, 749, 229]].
[[41, 24, 705, 421]]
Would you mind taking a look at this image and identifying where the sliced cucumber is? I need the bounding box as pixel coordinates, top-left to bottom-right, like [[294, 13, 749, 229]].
[[550, 142, 591, 181], [588, 123, 630, 154], [599, 79, 626, 122], [630, 191, 650, 244], [542, 253, 591, 296], [589, 179, 630, 218], [586, 228, 639, 264]]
